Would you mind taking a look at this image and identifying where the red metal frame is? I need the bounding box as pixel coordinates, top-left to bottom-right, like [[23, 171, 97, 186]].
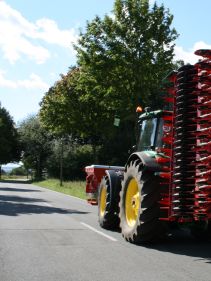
[[85, 165, 124, 205], [160, 49, 211, 223]]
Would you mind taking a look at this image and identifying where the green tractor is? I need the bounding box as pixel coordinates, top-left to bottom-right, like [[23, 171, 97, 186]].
[[86, 109, 172, 243], [118, 109, 170, 243]]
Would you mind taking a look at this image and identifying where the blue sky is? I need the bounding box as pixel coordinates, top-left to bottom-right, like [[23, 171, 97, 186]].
[[0, 0, 211, 124]]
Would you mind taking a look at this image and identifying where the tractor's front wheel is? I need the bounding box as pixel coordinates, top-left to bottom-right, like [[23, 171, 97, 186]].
[[119, 159, 165, 243]]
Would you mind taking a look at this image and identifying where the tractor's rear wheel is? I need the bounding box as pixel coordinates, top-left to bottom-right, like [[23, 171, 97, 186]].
[[98, 174, 120, 230], [119, 159, 165, 243]]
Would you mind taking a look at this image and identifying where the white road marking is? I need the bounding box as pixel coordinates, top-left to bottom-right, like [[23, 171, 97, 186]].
[[42, 202, 53, 207], [80, 222, 117, 242]]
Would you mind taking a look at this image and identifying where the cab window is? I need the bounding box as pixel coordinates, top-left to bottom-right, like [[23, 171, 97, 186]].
[[137, 118, 157, 151]]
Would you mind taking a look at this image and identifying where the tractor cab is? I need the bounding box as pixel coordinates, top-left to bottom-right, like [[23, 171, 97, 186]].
[[136, 110, 165, 152]]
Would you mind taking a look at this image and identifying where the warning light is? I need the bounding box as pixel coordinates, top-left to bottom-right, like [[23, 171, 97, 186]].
[[136, 106, 143, 113]]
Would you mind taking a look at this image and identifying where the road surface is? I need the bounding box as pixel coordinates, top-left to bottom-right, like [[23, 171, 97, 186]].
[[0, 180, 210, 281]]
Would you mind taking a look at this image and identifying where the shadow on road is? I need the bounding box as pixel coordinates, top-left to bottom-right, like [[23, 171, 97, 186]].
[[0, 195, 45, 203], [0, 194, 89, 217], [144, 229, 211, 264], [0, 179, 32, 184], [0, 187, 40, 192]]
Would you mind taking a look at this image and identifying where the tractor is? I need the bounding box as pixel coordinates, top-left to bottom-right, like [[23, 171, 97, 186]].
[[85, 49, 211, 243]]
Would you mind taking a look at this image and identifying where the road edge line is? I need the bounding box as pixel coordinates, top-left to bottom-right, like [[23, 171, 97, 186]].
[[80, 222, 117, 242]]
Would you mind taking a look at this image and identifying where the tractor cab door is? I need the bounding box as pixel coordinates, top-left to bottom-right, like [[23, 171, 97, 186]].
[[136, 116, 164, 152]]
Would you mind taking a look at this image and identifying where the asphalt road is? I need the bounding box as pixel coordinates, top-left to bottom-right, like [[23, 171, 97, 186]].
[[0, 180, 210, 281]]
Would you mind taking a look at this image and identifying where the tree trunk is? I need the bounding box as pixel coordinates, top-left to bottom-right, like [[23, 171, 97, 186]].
[[60, 139, 64, 186], [36, 155, 42, 180], [92, 144, 98, 163]]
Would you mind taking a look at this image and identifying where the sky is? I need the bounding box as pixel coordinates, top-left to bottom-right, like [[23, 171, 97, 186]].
[[0, 0, 211, 125]]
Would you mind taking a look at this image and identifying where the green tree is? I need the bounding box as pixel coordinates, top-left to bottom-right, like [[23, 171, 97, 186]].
[[46, 138, 94, 180], [0, 105, 20, 178], [10, 166, 27, 176], [18, 115, 52, 180], [74, 0, 178, 161], [40, 0, 178, 165], [75, 0, 178, 115], [40, 67, 82, 136], [40, 67, 106, 161]]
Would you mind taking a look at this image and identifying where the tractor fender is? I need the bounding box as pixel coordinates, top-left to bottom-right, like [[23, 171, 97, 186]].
[[126, 152, 162, 172]]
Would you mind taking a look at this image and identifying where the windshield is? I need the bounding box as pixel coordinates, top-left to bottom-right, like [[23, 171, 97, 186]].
[[137, 118, 158, 151]]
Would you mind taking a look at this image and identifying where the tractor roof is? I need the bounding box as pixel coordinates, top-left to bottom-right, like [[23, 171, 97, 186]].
[[139, 110, 163, 121]]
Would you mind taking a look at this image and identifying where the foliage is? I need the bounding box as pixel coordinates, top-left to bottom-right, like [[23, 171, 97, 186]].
[[10, 166, 27, 176], [18, 115, 52, 180], [39, 67, 107, 161], [75, 0, 178, 120], [19, 115, 95, 181], [39, 0, 179, 171], [74, 0, 178, 161], [39, 67, 83, 137], [46, 140, 95, 180], [0, 104, 21, 166]]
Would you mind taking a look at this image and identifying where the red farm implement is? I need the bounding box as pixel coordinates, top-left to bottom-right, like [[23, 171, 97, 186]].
[[85, 49, 211, 243]]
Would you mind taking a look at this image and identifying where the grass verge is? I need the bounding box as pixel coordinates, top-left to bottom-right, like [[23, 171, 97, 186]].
[[1, 175, 28, 180], [34, 178, 86, 200]]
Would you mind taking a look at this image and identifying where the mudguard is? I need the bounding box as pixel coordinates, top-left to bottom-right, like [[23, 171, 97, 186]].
[[105, 169, 123, 205], [126, 151, 162, 172]]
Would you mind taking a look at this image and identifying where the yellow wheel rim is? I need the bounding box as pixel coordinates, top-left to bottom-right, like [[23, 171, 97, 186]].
[[125, 178, 140, 227], [100, 186, 106, 217]]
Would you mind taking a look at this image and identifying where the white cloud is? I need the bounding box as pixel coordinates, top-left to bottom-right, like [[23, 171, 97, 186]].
[[35, 18, 78, 48], [174, 41, 211, 64], [0, 70, 16, 88], [0, 70, 49, 91], [17, 74, 49, 91], [0, 1, 78, 64]]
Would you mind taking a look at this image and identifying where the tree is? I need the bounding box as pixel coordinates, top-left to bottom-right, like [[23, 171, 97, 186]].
[[46, 139, 94, 180], [39, 67, 82, 136], [40, 0, 178, 165], [76, 0, 178, 112], [39, 67, 106, 161], [0, 105, 20, 178], [74, 0, 178, 161], [18, 115, 52, 180], [10, 166, 27, 176]]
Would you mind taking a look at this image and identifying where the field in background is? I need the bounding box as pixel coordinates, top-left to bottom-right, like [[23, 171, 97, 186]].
[[34, 179, 86, 200]]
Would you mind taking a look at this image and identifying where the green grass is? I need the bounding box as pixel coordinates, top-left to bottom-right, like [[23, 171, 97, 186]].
[[34, 179, 86, 200], [1, 175, 28, 180]]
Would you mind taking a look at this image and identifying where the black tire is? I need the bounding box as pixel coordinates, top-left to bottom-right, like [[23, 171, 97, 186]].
[[98, 171, 121, 230], [119, 159, 165, 243], [190, 220, 211, 240]]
